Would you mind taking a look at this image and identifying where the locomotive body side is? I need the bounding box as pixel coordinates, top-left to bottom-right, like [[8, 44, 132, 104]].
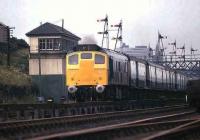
[[105, 49, 129, 86]]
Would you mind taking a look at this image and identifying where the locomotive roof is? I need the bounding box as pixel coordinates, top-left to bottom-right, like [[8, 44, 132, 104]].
[[70, 44, 129, 60], [72, 44, 105, 52]]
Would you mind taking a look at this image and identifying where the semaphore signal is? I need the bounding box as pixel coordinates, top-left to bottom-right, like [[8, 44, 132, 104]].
[[97, 15, 109, 49], [111, 20, 122, 50]]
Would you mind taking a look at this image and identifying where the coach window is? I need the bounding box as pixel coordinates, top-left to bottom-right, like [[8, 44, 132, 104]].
[[95, 54, 105, 64], [118, 62, 121, 71], [81, 53, 92, 59], [69, 54, 78, 65], [125, 62, 127, 72]]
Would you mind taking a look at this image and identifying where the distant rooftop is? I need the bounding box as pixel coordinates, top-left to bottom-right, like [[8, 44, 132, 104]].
[[0, 22, 7, 27], [116, 43, 153, 60], [26, 22, 81, 40], [135, 46, 147, 48]]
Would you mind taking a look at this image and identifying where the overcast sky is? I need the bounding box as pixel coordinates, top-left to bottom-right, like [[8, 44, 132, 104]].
[[0, 0, 199, 54]]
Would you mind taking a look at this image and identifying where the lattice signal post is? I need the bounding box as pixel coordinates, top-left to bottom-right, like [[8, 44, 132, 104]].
[[154, 54, 200, 77], [97, 15, 109, 49], [111, 20, 123, 50]]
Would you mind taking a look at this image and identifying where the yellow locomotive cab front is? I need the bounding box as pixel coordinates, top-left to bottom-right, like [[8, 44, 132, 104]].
[[66, 51, 108, 93]]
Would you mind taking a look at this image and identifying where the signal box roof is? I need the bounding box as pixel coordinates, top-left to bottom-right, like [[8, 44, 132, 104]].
[[26, 22, 80, 40]]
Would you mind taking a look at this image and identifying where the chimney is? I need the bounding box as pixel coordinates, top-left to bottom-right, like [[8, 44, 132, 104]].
[[62, 19, 64, 31]]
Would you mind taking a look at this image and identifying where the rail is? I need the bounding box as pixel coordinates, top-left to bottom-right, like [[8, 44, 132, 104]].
[[0, 99, 184, 122], [145, 119, 200, 140], [0, 105, 192, 139]]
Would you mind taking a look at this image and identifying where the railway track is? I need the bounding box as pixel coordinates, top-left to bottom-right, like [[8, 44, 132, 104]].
[[35, 119, 198, 140], [0, 105, 194, 139], [0, 100, 130, 121], [0, 99, 184, 121], [145, 119, 200, 140], [29, 110, 198, 140]]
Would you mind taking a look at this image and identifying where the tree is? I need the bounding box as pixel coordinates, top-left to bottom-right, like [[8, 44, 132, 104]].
[[10, 37, 29, 50]]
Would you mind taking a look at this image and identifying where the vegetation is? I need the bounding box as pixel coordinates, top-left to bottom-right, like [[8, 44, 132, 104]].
[[0, 65, 31, 86], [0, 37, 29, 71], [0, 66, 38, 104], [0, 37, 38, 103], [10, 37, 29, 48]]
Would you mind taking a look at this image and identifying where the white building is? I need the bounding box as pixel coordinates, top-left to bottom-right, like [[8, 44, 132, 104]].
[[116, 43, 153, 60]]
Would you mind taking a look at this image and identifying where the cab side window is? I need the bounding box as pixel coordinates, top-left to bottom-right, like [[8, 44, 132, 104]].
[[68, 54, 78, 65], [95, 54, 105, 64]]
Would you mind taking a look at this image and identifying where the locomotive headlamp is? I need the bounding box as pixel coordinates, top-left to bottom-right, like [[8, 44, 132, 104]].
[[96, 85, 105, 93], [47, 98, 54, 103], [68, 86, 77, 93]]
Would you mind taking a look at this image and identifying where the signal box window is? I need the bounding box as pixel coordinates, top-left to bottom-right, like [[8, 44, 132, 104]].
[[39, 38, 61, 50], [46, 39, 53, 50], [39, 39, 46, 50], [81, 53, 92, 59], [69, 54, 78, 65], [95, 54, 105, 64]]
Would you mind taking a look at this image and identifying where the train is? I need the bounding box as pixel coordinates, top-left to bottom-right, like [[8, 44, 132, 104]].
[[187, 79, 200, 110], [66, 44, 188, 102]]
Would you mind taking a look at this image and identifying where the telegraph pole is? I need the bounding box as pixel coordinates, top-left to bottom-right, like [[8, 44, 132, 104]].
[[38, 47, 42, 100], [6, 26, 10, 66], [6, 26, 14, 67]]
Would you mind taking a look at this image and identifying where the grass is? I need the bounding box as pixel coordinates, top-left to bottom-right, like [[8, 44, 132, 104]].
[[0, 65, 31, 86], [3, 94, 37, 104], [0, 47, 30, 86], [0, 65, 34, 104]]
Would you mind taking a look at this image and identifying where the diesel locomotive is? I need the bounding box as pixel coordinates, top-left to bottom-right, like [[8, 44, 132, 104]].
[[66, 44, 187, 101]]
